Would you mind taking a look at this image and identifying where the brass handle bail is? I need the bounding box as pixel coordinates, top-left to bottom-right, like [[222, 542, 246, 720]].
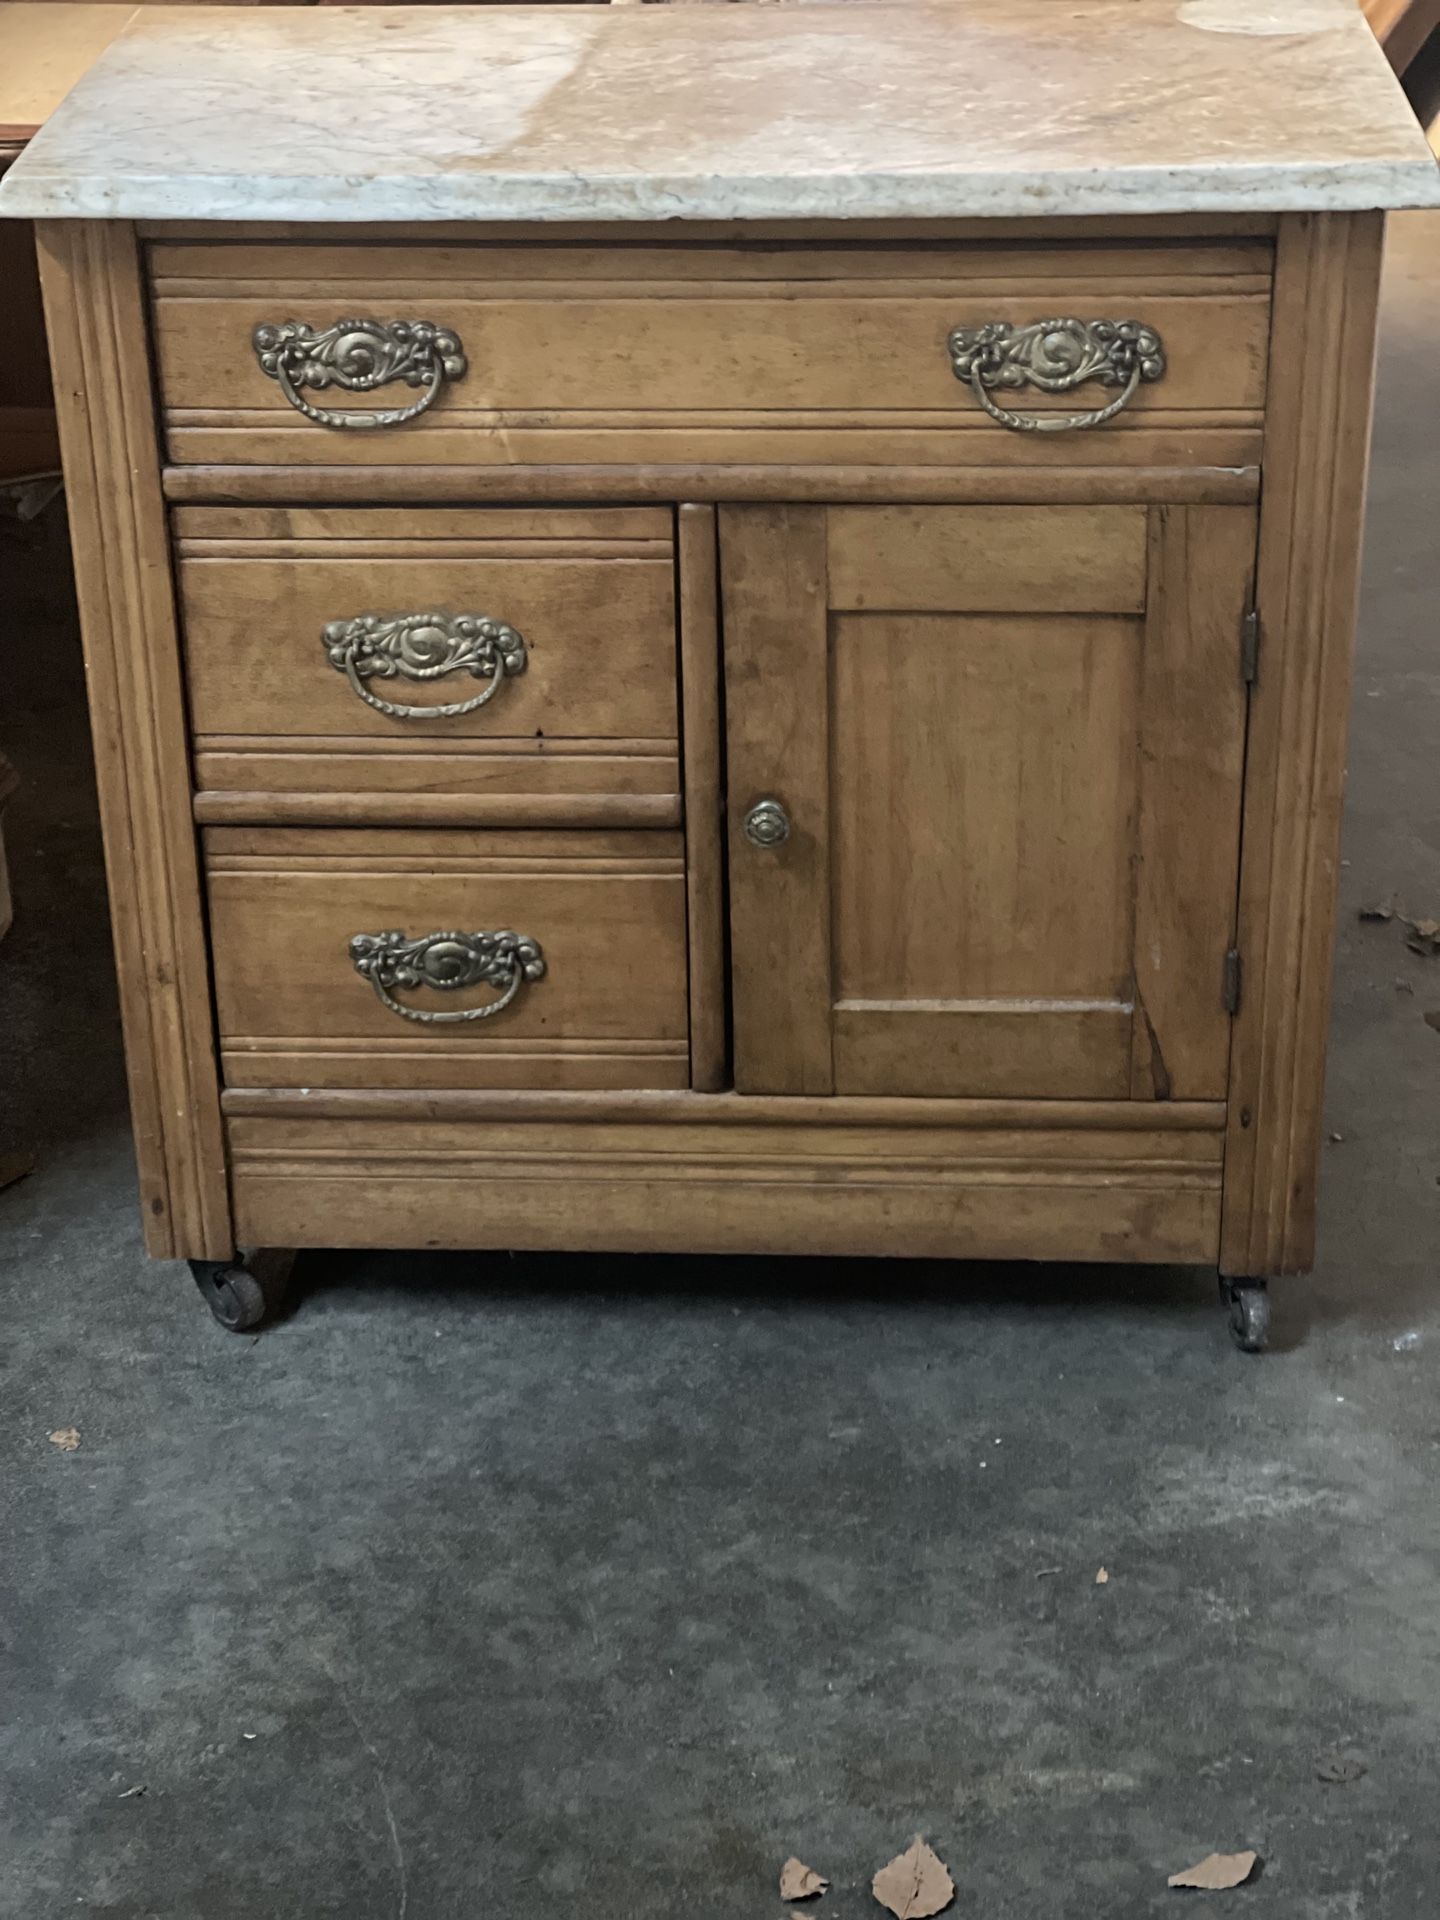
[[323, 612, 527, 720], [349, 930, 545, 1025], [252, 318, 467, 430], [947, 318, 1166, 433]]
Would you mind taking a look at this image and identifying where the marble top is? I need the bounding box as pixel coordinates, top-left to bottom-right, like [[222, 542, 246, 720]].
[[1, 0, 1437, 223]]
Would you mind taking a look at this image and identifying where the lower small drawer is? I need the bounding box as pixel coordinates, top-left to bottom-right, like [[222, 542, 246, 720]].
[[205, 827, 690, 1090]]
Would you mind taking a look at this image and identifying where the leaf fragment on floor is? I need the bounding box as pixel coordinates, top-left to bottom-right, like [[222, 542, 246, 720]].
[[1316, 1746, 1369, 1784], [48, 1428, 80, 1452], [872, 1837, 954, 1918], [1095, 1567, 1110, 1585], [780, 1857, 829, 1901], [1167, 1850, 1258, 1890], [1356, 899, 1440, 955]]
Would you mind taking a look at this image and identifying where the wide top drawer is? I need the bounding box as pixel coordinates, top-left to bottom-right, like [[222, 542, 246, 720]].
[[147, 238, 1272, 471]]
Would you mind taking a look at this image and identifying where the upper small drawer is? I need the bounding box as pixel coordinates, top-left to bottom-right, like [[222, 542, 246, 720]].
[[147, 239, 1273, 470], [174, 506, 680, 826]]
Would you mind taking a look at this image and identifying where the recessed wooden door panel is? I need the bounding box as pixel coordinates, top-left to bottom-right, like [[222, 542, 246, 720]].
[[722, 503, 1253, 1100]]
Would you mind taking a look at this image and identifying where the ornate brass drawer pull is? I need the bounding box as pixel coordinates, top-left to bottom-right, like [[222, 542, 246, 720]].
[[323, 612, 527, 720], [947, 318, 1166, 433], [252, 318, 467, 430], [349, 930, 546, 1025]]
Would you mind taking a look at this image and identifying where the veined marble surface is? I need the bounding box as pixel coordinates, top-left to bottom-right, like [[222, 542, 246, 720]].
[[1, 0, 1436, 222]]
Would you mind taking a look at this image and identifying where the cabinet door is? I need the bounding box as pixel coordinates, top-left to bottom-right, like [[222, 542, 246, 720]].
[[721, 503, 1253, 1100]]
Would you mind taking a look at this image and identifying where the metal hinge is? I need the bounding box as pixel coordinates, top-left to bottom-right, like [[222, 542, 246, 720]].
[[1223, 947, 1243, 1015], [1240, 607, 1261, 685]]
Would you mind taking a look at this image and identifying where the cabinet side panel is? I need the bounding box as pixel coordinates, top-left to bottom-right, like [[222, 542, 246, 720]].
[[35, 220, 230, 1260], [1222, 211, 1384, 1278]]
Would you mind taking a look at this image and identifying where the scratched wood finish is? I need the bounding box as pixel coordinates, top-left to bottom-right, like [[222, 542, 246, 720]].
[[1222, 211, 1386, 1279], [221, 1086, 1227, 1129], [723, 502, 1254, 1100], [162, 464, 1261, 508], [34, 219, 231, 1259], [147, 238, 1271, 469], [226, 1109, 1223, 1263]]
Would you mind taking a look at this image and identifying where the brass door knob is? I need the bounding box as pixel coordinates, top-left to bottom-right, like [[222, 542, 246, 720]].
[[742, 798, 790, 848]]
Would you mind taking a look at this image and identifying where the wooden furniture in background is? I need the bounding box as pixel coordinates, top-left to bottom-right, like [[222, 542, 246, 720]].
[[0, 5, 143, 476], [1364, 0, 1440, 75]]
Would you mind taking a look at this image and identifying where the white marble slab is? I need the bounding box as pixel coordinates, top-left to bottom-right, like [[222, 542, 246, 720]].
[[1, 0, 1436, 223]]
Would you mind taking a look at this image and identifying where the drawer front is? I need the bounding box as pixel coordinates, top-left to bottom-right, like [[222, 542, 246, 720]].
[[149, 240, 1272, 470], [206, 828, 690, 1090], [176, 507, 681, 822]]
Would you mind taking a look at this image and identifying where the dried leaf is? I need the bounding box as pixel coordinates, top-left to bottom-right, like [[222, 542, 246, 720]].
[[1358, 900, 1395, 922], [872, 1837, 954, 1919], [1095, 1567, 1110, 1585], [48, 1427, 80, 1452], [1315, 1746, 1368, 1785], [780, 1858, 829, 1902], [1410, 918, 1440, 941], [1167, 1850, 1258, 1890]]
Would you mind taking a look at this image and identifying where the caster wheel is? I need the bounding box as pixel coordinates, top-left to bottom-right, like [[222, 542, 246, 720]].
[[1221, 1277, 1271, 1354], [189, 1250, 294, 1332], [190, 1259, 268, 1331]]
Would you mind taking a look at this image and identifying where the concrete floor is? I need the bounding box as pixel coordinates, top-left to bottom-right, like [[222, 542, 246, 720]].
[[2, 213, 1439, 1920]]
